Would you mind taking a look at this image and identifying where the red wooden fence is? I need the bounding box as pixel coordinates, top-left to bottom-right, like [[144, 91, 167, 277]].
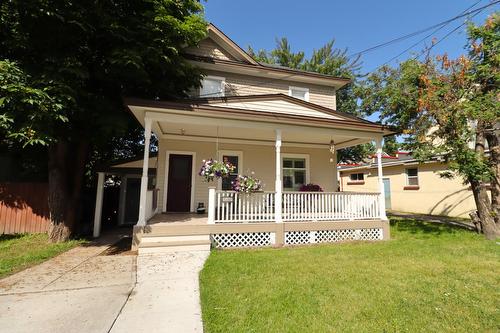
[[0, 183, 50, 234]]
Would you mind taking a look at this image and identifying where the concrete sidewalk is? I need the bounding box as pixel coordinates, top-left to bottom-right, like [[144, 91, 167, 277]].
[[0, 230, 210, 333], [0, 231, 136, 333], [110, 251, 209, 333]]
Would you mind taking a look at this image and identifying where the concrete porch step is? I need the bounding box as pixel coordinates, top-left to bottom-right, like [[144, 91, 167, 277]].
[[138, 239, 211, 255], [141, 234, 210, 243]]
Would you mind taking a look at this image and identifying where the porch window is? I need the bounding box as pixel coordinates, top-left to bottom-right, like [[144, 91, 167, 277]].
[[406, 168, 419, 186], [221, 153, 240, 190], [200, 76, 225, 97], [283, 157, 307, 190], [289, 86, 309, 101]]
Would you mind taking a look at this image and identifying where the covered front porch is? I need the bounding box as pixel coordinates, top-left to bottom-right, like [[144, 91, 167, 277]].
[[119, 97, 393, 251]]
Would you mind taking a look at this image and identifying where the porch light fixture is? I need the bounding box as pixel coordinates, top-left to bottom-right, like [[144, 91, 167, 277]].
[[180, 128, 186, 135], [329, 140, 335, 154]]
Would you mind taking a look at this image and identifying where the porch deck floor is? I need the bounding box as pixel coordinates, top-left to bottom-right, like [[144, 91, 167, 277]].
[[147, 213, 208, 225]]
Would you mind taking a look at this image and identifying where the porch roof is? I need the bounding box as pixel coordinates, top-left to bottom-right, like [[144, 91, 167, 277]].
[[125, 94, 394, 149]]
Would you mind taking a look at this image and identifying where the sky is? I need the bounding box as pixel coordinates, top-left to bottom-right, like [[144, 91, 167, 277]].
[[203, 0, 498, 75]]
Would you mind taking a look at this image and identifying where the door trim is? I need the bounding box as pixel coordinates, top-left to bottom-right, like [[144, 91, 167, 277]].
[[163, 151, 196, 213]]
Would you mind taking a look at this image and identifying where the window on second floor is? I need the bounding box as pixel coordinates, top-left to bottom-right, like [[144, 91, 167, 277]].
[[200, 76, 225, 97], [406, 168, 419, 186], [289, 86, 309, 101]]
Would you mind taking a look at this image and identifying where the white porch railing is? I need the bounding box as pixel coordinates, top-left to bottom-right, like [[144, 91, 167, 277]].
[[209, 190, 381, 223], [214, 191, 276, 223], [282, 192, 380, 222]]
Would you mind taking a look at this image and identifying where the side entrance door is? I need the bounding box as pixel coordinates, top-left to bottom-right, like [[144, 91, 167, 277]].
[[124, 177, 141, 224], [166, 154, 193, 212], [383, 178, 391, 210]]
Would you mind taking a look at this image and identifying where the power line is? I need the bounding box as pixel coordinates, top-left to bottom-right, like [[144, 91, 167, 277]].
[[347, 0, 499, 59], [374, 0, 484, 70], [200, 0, 498, 98]]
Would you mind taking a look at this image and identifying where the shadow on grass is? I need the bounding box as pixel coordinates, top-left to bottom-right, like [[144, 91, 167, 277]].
[[390, 217, 469, 237], [0, 234, 27, 242]]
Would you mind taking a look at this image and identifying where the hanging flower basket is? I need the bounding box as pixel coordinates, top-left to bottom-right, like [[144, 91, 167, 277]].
[[199, 159, 235, 182], [232, 174, 263, 193]]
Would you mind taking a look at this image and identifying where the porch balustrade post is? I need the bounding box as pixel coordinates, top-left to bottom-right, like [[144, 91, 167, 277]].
[[208, 187, 216, 224], [275, 129, 283, 223], [137, 117, 152, 226], [376, 138, 388, 220], [93, 172, 105, 238]]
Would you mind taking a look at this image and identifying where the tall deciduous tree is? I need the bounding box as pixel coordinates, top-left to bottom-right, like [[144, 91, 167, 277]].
[[359, 14, 499, 239], [0, 0, 207, 241]]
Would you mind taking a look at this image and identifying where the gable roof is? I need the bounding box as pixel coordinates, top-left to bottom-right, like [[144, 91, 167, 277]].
[[184, 24, 351, 89]]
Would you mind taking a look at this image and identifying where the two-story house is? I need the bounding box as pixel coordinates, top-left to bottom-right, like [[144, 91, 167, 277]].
[[93, 24, 394, 252]]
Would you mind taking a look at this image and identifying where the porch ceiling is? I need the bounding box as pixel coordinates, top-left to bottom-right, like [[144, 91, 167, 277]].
[[157, 121, 365, 148]]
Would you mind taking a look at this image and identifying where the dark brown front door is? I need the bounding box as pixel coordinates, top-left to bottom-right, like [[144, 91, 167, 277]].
[[166, 154, 193, 212]]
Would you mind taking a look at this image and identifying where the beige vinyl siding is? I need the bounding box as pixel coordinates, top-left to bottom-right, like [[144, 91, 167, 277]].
[[185, 38, 236, 61], [212, 99, 341, 119], [340, 162, 477, 218], [209, 70, 336, 109], [157, 139, 338, 212]]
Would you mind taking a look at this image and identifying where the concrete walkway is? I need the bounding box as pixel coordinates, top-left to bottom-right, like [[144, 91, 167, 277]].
[[110, 251, 209, 333], [0, 231, 209, 333], [0, 231, 136, 333]]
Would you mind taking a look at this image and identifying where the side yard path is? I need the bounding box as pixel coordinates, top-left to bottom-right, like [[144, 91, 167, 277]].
[[0, 231, 136, 333]]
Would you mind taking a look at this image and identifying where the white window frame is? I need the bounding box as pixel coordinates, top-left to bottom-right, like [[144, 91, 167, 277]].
[[288, 86, 310, 102], [282, 153, 310, 191], [217, 150, 243, 190], [200, 75, 225, 98], [406, 167, 419, 186]]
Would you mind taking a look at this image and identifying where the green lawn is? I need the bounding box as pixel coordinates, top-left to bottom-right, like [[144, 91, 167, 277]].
[[0, 233, 83, 278], [200, 218, 500, 333]]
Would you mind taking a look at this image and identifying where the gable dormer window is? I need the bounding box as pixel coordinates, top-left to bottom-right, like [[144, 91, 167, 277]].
[[289, 86, 309, 101], [200, 75, 225, 98]]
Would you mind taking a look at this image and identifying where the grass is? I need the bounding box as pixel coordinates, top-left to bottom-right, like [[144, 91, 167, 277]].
[[0, 233, 83, 278], [200, 218, 500, 333]]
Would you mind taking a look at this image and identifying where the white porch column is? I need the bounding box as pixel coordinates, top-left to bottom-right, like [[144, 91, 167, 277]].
[[275, 129, 283, 223], [376, 138, 388, 220], [207, 187, 216, 224], [137, 118, 152, 226], [93, 172, 105, 238]]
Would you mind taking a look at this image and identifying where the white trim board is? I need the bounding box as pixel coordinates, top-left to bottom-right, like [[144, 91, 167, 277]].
[[163, 151, 197, 213]]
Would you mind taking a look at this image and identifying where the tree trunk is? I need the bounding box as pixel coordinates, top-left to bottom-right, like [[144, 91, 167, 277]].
[[471, 121, 500, 239], [485, 127, 500, 227], [47, 140, 88, 242]]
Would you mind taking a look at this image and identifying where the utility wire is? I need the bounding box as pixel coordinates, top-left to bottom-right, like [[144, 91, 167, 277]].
[[347, 0, 499, 59], [376, 0, 483, 69], [199, 0, 498, 98]]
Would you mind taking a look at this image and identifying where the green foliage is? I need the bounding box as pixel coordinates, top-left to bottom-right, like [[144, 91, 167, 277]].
[[0, 0, 207, 159], [358, 14, 499, 185], [0, 60, 65, 146]]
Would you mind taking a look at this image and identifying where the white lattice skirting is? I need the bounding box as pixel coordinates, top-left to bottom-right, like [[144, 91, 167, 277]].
[[211, 228, 384, 248], [285, 228, 383, 245], [211, 232, 274, 248]]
